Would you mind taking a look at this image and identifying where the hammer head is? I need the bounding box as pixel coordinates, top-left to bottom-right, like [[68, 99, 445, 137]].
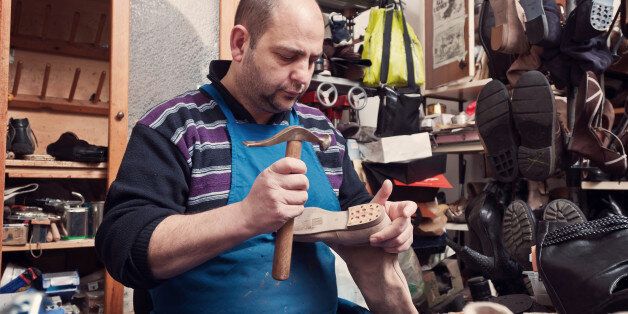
[[243, 126, 332, 151]]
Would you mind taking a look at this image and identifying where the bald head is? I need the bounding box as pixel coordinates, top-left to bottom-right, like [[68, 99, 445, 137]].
[[234, 0, 324, 49]]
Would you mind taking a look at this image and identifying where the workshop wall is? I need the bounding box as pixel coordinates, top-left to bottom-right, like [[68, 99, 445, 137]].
[[127, 0, 219, 130]]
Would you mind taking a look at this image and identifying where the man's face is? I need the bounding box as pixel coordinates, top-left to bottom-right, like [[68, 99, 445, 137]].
[[237, 5, 324, 114]]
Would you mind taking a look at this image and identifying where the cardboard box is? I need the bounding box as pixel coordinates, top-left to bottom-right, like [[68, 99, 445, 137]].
[[359, 133, 432, 163]]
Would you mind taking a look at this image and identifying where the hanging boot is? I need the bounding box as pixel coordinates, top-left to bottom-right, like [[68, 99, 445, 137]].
[[490, 0, 531, 54], [568, 72, 627, 176], [479, 0, 516, 84]]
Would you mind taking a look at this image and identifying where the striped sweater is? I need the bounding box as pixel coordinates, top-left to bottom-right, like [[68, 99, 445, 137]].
[[96, 67, 371, 289]]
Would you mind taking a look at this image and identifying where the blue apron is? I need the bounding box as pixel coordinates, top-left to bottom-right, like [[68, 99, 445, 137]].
[[150, 84, 341, 313]]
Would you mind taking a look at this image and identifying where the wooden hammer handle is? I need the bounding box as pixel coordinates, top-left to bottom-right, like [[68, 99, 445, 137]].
[[272, 140, 302, 281]]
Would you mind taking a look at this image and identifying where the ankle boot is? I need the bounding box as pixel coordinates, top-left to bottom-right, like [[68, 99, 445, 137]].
[[462, 182, 528, 295], [573, 0, 621, 42], [9, 118, 36, 156], [537, 216, 628, 313], [331, 244, 418, 313], [502, 199, 537, 269]]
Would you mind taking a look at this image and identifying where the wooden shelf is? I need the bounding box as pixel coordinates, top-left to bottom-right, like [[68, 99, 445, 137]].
[[6, 159, 107, 179], [11, 35, 109, 61], [581, 181, 628, 190], [432, 141, 484, 154], [9, 94, 109, 116], [446, 223, 469, 231], [615, 107, 625, 115], [2, 239, 95, 252], [423, 79, 491, 102]]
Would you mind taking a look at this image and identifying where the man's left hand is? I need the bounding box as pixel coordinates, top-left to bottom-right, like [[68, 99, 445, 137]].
[[369, 180, 416, 253]]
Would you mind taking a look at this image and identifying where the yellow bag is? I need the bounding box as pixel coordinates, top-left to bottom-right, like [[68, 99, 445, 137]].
[[362, 7, 425, 88]]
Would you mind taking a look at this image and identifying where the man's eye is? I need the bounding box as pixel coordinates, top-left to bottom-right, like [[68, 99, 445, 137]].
[[278, 54, 295, 61]]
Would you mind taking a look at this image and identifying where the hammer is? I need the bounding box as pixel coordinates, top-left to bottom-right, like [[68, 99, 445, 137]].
[[244, 126, 331, 280]]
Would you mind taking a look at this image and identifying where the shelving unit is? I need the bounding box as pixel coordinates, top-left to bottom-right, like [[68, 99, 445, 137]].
[[581, 181, 628, 190], [423, 79, 490, 103], [432, 141, 483, 154], [5, 159, 107, 179], [0, 0, 130, 313], [2, 239, 95, 252]]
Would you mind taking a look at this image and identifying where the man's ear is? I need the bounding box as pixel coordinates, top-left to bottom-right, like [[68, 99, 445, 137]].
[[230, 25, 249, 62]]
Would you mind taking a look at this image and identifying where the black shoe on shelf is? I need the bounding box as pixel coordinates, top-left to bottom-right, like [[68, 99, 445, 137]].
[[9, 118, 36, 156], [46, 132, 108, 163]]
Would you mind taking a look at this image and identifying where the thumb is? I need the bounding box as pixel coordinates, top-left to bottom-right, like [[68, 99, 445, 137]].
[[372, 179, 393, 205]]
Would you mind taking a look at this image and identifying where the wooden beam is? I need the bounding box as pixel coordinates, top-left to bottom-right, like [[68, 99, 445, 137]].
[[106, 0, 130, 313], [11, 34, 110, 60], [10, 94, 109, 115], [0, 0, 13, 272]]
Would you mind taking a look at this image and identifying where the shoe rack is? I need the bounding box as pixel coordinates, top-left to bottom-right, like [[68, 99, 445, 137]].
[[0, 0, 129, 313]]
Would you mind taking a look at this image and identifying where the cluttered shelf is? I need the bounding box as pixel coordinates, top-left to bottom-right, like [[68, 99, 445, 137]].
[[423, 79, 491, 102], [432, 141, 484, 154], [5, 159, 107, 179], [581, 181, 628, 190], [2, 239, 95, 252]]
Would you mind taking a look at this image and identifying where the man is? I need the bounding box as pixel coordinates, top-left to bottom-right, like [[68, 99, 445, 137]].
[[96, 0, 416, 312]]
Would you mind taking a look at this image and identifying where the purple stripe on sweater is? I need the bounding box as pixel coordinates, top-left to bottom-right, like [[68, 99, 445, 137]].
[[189, 172, 231, 197], [294, 103, 326, 116], [326, 173, 343, 190], [140, 91, 209, 126], [175, 123, 229, 156]]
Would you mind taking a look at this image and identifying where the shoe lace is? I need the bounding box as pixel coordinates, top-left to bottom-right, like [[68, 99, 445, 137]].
[[542, 216, 628, 247]]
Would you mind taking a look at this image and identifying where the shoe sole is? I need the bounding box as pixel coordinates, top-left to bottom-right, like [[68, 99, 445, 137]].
[[512, 71, 557, 181], [293, 203, 385, 235], [542, 199, 586, 224], [477, 80, 519, 182], [590, 0, 621, 31], [502, 200, 535, 269], [519, 0, 548, 44]]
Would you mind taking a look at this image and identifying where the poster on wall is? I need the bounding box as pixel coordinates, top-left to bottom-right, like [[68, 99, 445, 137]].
[[432, 0, 466, 69]]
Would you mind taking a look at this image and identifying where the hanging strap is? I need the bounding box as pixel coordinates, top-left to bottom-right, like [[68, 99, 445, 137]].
[[379, 7, 395, 85], [542, 216, 628, 247], [399, 1, 416, 89]]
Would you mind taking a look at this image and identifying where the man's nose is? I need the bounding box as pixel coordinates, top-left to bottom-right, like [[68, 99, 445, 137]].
[[290, 59, 311, 87]]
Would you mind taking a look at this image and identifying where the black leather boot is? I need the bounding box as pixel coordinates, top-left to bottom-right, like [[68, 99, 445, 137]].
[[9, 118, 36, 156], [46, 132, 107, 163], [458, 181, 528, 295], [537, 216, 628, 313]]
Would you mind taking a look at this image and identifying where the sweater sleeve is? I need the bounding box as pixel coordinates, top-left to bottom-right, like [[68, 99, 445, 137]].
[[95, 124, 191, 289], [338, 148, 373, 210]]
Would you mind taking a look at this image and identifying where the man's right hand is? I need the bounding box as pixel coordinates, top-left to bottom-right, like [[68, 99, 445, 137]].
[[240, 157, 309, 235]]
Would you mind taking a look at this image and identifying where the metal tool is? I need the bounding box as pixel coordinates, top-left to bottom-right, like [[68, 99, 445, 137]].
[[243, 126, 331, 280], [316, 82, 338, 108]]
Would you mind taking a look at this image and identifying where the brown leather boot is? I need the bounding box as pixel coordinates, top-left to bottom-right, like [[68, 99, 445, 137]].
[[293, 204, 390, 246], [490, 0, 530, 54], [568, 72, 627, 175], [331, 244, 418, 313]]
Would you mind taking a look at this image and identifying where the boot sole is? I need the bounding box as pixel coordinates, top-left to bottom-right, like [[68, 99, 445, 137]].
[[542, 199, 586, 224], [502, 200, 535, 269], [512, 71, 557, 181], [589, 0, 621, 31], [477, 80, 519, 182], [294, 203, 385, 235], [519, 0, 548, 44]]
